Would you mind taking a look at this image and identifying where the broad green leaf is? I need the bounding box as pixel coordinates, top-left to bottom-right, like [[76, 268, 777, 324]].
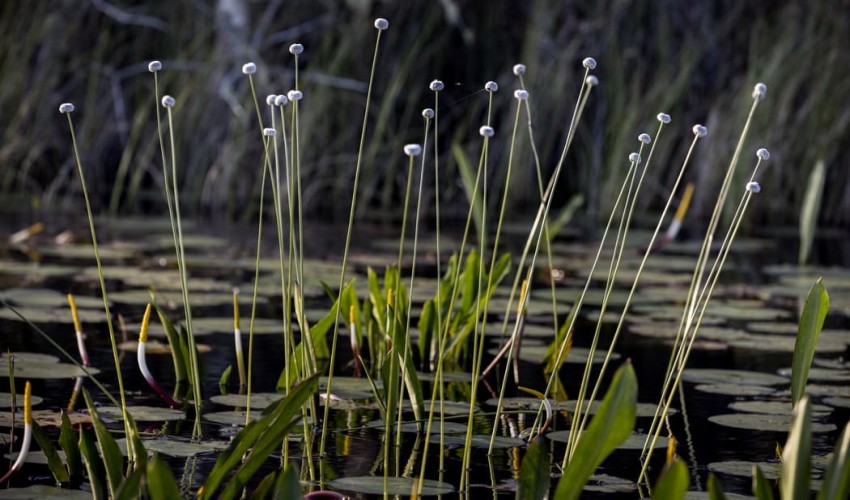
[[31, 420, 70, 484], [818, 423, 850, 500], [707, 473, 727, 500], [114, 466, 144, 500], [799, 159, 826, 264], [147, 455, 182, 498], [781, 396, 812, 500], [652, 460, 689, 500], [219, 364, 232, 395], [273, 462, 303, 500], [516, 439, 550, 500], [79, 426, 107, 500], [752, 465, 775, 500], [83, 389, 124, 496], [791, 278, 829, 407], [553, 361, 637, 500], [59, 411, 83, 484], [250, 470, 276, 499]]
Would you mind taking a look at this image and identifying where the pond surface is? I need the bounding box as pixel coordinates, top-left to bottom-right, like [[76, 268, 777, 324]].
[[0, 215, 848, 498]]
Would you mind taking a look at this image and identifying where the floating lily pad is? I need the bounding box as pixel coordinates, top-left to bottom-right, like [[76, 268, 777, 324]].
[[486, 345, 620, 365], [728, 333, 848, 353], [804, 384, 850, 397], [329, 476, 454, 496], [0, 392, 43, 407], [4, 449, 67, 465], [746, 322, 799, 335], [0, 288, 105, 309], [364, 420, 467, 434], [546, 400, 675, 418], [0, 261, 78, 278], [685, 491, 756, 499], [115, 437, 228, 457], [0, 353, 100, 379], [546, 430, 668, 449], [210, 392, 283, 409], [681, 369, 787, 386], [709, 413, 836, 433], [694, 384, 777, 396], [97, 405, 185, 422], [203, 410, 260, 426], [38, 243, 138, 261], [153, 234, 230, 249], [583, 474, 637, 493], [709, 459, 827, 489], [0, 410, 91, 428], [777, 367, 850, 383], [117, 339, 212, 354], [823, 397, 850, 409], [0, 306, 106, 325], [431, 434, 524, 449], [728, 401, 832, 417], [0, 485, 91, 499], [813, 358, 850, 370], [416, 371, 473, 382]]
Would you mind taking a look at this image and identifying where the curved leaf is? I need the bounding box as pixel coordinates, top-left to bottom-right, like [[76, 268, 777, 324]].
[[817, 422, 849, 500], [780, 396, 811, 500], [652, 460, 689, 500], [516, 439, 550, 500], [791, 278, 829, 407]]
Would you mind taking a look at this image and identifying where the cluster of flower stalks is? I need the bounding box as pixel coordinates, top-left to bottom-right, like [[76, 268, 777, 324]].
[[2, 15, 797, 500]]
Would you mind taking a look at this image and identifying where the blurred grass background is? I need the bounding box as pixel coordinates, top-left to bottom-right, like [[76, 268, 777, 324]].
[[1, 0, 848, 228]]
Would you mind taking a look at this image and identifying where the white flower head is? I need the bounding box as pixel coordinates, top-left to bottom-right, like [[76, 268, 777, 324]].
[[242, 62, 257, 75], [266, 94, 277, 106], [692, 124, 708, 137], [484, 81, 499, 92], [59, 103, 75, 114], [585, 75, 599, 87], [638, 133, 652, 144], [263, 127, 276, 137], [422, 108, 435, 119], [403, 144, 422, 156], [514, 89, 529, 100], [479, 125, 495, 137], [583, 57, 597, 70], [657, 113, 671, 124], [289, 43, 304, 55], [374, 18, 389, 30], [429, 80, 444, 92], [161, 95, 176, 108], [753, 83, 767, 100], [513, 63, 526, 76], [629, 152, 641, 163], [746, 181, 761, 193], [274, 95, 289, 107], [287, 90, 303, 101], [148, 60, 162, 73], [756, 148, 770, 160]]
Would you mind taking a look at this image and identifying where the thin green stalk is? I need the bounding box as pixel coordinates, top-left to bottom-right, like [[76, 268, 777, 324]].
[[321, 24, 385, 457], [63, 110, 134, 454]]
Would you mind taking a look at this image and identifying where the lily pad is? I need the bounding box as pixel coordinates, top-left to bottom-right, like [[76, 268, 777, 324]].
[[115, 437, 228, 457], [0, 485, 91, 499], [0, 410, 91, 428], [0, 261, 78, 278], [728, 333, 848, 353], [97, 405, 185, 422], [0, 353, 100, 379], [486, 345, 620, 365], [0, 392, 44, 407], [546, 430, 668, 449], [694, 384, 777, 396], [117, 339, 212, 354], [728, 400, 832, 417], [0, 306, 106, 325], [583, 474, 637, 493], [708, 459, 827, 489], [364, 420, 467, 434], [0, 288, 105, 309], [203, 410, 260, 426], [823, 397, 850, 409], [708, 413, 836, 433], [329, 476, 454, 496], [777, 367, 850, 383], [681, 369, 787, 386], [431, 434, 524, 449], [210, 392, 283, 409]]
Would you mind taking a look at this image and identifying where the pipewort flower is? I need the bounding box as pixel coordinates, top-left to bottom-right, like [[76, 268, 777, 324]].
[[629, 152, 641, 163], [638, 133, 652, 144], [59, 102, 75, 114], [692, 124, 708, 137], [374, 18, 389, 30], [756, 148, 770, 160], [274, 95, 289, 107], [484, 81, 498, 92], [585, 75, 599, 86], [148, 60, 162, 73], [583, 57, 597, 69], [242, 62, 257, 75], [422, 108, 435, 119], [513, 64, 526, 76], [263, 128, 276, 137], [266, 94, 277, 106], [430, 80, 444, 92], [404, 144, 422, 156], [161, 95, 176, 108], [753, 83, 767, 100], [746, 181, 761, 193], [287, 90, 303, 101], [657, 113, 671, 124], [514, 89, 529, 100], [479, 126, 495, 138], [289, 43, 304, 55]]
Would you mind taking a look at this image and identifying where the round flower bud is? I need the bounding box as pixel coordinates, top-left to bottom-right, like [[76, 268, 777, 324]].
[[692, 124, 708, 137], [513, 64, 526, 76], [374, 18, 389, 30], [161, 95, 176, 108], [403, 144, 422, 156], [422, 108, 435, 119], [263, 127, 276, 137], [585, 75, 599, 86], [638, 133, 652, 144], [289, 43, 304, 55], [746, 181, 761, 193], [657, 113, 671, 124], [756, 148, 770, 160], [583, 57, 597, 70], [514, 89, 529, 100], [59, 102, 75, 114], [274, 95, 289, 107], [629, 152, 641, 163], [479, 125, 495, 137], [266, 94, 277, 106], [752, 83, 767, 100], [429, 80, 444, 92], [287, 90, 303, 101], [148, 60, 162, 73], [484, 81, 498, 92], [242, 62, 257, 75]]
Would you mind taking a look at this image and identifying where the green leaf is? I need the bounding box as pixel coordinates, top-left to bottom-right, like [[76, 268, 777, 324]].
[[146, 455, 182, 499], [417, 299, 436, 369], [752, 465, 776, 500], [31, 420, 70, 484], [125, 412, 147, 468], [272, 462, 303, 500], [83, 389, 124, 496], [818, 423, 850, 500], [516, 439, 550, 500], [791, 278, 829, 407], [79, 425, 107, 500], [154, 303, 188, 383], [548, 194, 584, 241], [781, 395, 812, 500], [545, 306, 577, 373], [114, 466, 144, 500], [707, 473, 727, 500], [250, 470, 277, 499], [799, 159, 826, 265], [200, 374, 318, 499], [452, 141, 484, 238], [219, 364, 232, 395], [553, 361, 637, 500], [59, 411, 83, 485], [652, 460, 690, 500]]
